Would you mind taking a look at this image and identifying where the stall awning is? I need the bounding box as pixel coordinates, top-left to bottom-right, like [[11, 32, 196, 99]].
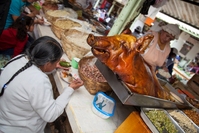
[[159, 0, 199, 37]]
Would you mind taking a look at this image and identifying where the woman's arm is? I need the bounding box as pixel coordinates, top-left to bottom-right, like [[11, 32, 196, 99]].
[[30, 77, 83, 122]]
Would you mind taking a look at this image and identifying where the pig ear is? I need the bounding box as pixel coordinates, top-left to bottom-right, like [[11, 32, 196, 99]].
[[121, 28, 132, 34], [135, 36, 144, 53], [135, 34, 154, 53]]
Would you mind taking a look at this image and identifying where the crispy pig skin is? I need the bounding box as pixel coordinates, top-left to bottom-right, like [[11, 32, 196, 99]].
[[87, 34, 171, 100]]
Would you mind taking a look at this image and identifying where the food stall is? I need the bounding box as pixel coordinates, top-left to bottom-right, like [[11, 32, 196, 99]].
[[32, 0, 199, 133], [35, 20, 137, 133], [34, 6, 138, 131]]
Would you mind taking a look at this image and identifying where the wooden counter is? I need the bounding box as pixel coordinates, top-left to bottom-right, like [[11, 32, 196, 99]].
[[173, 64, 195, 81]]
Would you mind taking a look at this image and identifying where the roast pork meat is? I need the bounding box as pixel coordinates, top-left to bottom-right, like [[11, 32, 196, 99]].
[[87, 33, 177, 101]]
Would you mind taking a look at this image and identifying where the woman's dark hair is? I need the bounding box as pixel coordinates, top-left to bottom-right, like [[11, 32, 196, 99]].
[[0, 36, 63, 96], [10, 15, 34, 41], [168, 48, 177, 58]]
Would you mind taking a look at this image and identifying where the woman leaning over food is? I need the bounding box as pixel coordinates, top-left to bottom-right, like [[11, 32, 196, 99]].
[[0, 36, 84, 133]]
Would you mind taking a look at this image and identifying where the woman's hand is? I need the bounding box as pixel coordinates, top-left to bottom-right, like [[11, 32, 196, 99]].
[[34, 18, 44, 25], [69, 79, 84, 90]]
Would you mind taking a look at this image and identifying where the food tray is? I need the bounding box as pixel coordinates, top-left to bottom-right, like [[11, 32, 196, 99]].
[[140, 108, 184, 133], [95, 59, 191, 109], [182, 108, 199, 127], [185, 97, 199, 112], [167, 109, 199, 133]]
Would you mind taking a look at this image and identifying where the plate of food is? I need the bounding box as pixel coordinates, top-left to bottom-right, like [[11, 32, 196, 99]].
[[60, 70, 73, 84]]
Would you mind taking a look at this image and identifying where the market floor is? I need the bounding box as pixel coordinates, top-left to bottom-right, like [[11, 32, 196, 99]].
[[44, 75, 72, 133], [44, 116, 73, 133], [44, 123, 60, 133]]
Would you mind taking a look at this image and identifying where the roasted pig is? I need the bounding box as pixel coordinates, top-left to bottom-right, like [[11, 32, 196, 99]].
[[87, 33, 182, 102]]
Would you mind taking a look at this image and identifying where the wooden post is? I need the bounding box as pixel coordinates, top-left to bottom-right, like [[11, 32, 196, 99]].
[[108, 0, 145, 36]]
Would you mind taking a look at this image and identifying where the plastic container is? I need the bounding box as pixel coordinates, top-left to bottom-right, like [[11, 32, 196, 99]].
[[33, 2, 41, 10], [92, 92, 116, 119], [71, 57, 80, 69]]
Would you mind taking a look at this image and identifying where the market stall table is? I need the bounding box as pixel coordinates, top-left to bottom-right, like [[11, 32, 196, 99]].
[[34, 24, 136, 133], [173, 64, 195, 81]]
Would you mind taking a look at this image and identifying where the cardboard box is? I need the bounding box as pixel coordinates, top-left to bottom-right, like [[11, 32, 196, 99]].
[[115, 111, 151, 133], [187, 74, 199, 96]]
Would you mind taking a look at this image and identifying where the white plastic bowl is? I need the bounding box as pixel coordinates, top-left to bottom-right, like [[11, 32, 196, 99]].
[[92, 92, 116, 119]]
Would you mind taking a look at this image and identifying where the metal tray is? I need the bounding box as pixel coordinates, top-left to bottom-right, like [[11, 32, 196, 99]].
[[167, 109, 199, 132], [95, 59, 191, 109], [181, 108, 199, 128], [185, 97, 199, 113], [140, 108, 185, 133]]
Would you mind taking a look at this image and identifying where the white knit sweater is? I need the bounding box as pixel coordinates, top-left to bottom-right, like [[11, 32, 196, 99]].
[[0, 56, 74, 133]]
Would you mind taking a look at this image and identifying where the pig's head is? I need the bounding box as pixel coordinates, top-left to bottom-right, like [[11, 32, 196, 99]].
[[87, 33, 154, 71]]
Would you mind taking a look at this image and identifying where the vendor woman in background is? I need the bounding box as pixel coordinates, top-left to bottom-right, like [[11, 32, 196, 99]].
[[0, 36, 84, 133], [0, 15, 34, 57], [142, 24, 181, 70]]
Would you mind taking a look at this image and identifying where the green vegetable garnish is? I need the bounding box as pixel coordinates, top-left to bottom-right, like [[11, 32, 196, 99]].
[[145, 110, 178, 133], [59, 61, 71, 68]]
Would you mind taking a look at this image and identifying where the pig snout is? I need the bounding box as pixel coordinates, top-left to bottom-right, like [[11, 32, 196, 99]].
[[87, 34, 96, 46]]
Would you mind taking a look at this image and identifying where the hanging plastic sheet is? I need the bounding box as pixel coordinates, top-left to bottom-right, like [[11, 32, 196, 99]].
[[140, 0, 156, 15]]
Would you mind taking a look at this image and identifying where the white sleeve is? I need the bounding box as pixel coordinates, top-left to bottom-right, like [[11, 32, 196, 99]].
[[29, 78, 74, 122]]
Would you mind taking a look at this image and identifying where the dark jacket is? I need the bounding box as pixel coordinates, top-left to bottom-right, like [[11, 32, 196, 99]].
[[0, 0, 11, 35]]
